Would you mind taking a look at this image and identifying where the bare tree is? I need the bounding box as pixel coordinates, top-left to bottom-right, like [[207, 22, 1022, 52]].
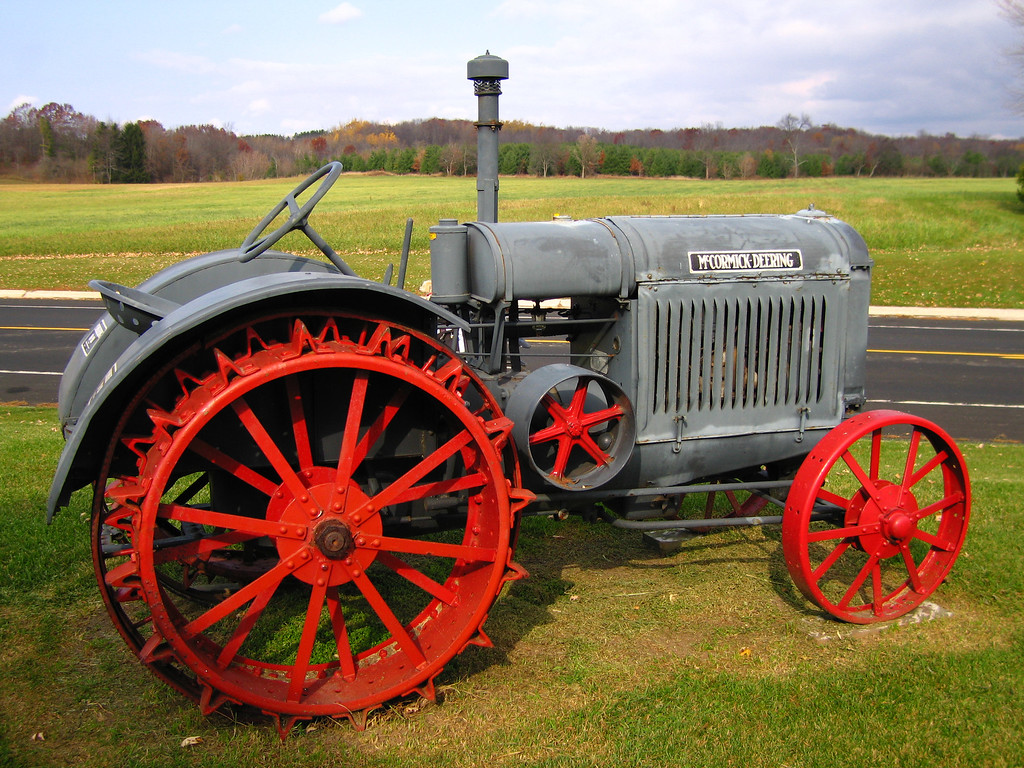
[[999, 0, 1024, 114], [695, 122, 722, 179], [777, 113, 812, 177]]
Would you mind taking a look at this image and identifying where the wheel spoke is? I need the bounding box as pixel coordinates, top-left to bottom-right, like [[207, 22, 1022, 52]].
[[150, 529, 254, 566], [334, 372, 369, 490], [837, 553, 880, 610], [814, 487, 850, 511], [807, 522, 878, 542], [870, 561, 884, 614], [286, 377, 314, 471], [326, 588, 356, 682], [810, 539, 853, 582], [912, 527, 957, 551], [383, 471, 488, 507], [216, 584, 277, 668], [184, 556, 303, 637], [899, 542, 926, 594], [158, 502, 307, 541], [869, 428, 883, 480], [914, 491, 965, 523], [373, 535, 497, 563], [349, 568, 427, 668], [189, 437, 278, 497], [906, 449, 950, 489], [898, 429, 923, 505], [551, 436, 574, 479], [351, 386, 410, 467], [378, 551, 458, 605], [354, 428, 475, 519], [579, 403, 624, 430], [841, 449, 886, 508], [289, 580, 328, 702], [574, 432, 612, 467], [231, 396, 310, 504]]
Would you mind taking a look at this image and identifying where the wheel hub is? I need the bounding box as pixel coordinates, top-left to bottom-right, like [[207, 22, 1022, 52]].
[[314, 519, 356, 560], [882, 510, 915, 543], [267, 466, 382, 586]]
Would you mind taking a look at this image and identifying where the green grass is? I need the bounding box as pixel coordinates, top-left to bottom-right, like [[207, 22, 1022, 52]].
[[1, 175, 1022, 307], [1, 406, 1022, 767]]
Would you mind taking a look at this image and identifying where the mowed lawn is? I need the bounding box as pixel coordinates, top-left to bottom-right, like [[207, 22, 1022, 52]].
[[1, 406, 1022, 767], [1, 174, 1023, 767], [1, 174, 1022, 307]]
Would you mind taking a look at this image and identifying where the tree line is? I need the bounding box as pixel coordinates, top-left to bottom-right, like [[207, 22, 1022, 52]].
[[2, 101, 1021, 183]]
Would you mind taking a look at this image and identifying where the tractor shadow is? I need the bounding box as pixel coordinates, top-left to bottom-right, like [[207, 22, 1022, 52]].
[[440, 502, 816, 692]]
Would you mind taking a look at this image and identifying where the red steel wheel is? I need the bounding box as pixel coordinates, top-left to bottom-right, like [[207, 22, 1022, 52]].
[[94, 312, 529, 733], [782, 409, 970, 624]]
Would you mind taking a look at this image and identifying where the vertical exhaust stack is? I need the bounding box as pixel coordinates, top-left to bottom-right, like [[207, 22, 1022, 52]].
[[468, 52, 508, 223]]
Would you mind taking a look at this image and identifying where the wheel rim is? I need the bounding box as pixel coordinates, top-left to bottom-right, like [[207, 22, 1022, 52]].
[[782, 409, 970, 624], [92, 312, 528, 728]]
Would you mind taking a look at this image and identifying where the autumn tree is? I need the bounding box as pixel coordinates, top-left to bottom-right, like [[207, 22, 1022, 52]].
[[574, 133, 601, 178]]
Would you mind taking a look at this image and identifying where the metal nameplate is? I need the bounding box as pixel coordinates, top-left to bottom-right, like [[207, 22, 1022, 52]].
[[688, 250, 803, 273]]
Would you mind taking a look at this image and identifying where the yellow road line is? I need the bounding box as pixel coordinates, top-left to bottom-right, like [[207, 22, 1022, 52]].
[[0, 326, 89, 332], [868, 348, 1024, 360]]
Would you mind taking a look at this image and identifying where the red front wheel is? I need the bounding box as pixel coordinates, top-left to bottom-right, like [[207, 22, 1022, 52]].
[[782, 410, 970, 624]]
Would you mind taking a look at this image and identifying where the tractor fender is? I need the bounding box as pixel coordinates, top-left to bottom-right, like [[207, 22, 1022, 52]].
[[58, 249, 342, 430], [46, 271, 467, 520]]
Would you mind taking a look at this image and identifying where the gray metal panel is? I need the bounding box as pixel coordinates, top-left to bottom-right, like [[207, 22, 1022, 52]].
[[606, 212, 865, 283], [465, 219, 633, 302], [636, 279, 847, 444]]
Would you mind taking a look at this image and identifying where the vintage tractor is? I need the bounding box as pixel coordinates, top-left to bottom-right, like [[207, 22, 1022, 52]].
[[47, 54, 970, 734]]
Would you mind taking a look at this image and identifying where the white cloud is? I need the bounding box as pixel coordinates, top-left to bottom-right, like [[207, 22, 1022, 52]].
[[134, 49, 217, 75], [7, 94, 37, 112], [318, 3, 362, 25]]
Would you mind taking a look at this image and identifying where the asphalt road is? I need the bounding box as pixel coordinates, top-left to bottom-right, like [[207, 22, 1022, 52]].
[[2, 298, 1022, 443]]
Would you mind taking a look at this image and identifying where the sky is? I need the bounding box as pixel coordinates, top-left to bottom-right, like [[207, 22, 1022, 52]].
[[3, 0, 1022, 140]]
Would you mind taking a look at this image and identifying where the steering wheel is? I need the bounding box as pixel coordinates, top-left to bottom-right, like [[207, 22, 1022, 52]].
[[238, 161, 355, 274]]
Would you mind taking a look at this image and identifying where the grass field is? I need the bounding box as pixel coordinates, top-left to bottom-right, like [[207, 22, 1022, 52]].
[[1, 174, 1022, 307], [1, 174, 1023, 766], [1, 406, 1022, 767]]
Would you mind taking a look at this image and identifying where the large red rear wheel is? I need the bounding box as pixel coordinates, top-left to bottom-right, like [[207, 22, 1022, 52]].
[[91, 312, 529, 733], [782, 410, 970, 624]]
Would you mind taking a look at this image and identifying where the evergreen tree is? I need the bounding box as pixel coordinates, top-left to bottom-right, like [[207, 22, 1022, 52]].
[[115, 122, 149, 182]]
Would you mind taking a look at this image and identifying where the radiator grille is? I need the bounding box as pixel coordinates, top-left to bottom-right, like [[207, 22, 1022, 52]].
[[650, 292, 830, 415]]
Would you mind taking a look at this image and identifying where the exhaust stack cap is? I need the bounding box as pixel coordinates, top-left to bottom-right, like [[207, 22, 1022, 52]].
[[468, 52, 508, 84]]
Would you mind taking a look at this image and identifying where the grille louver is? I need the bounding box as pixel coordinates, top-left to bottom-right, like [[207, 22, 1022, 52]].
[[650, 292, 831, 416]]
